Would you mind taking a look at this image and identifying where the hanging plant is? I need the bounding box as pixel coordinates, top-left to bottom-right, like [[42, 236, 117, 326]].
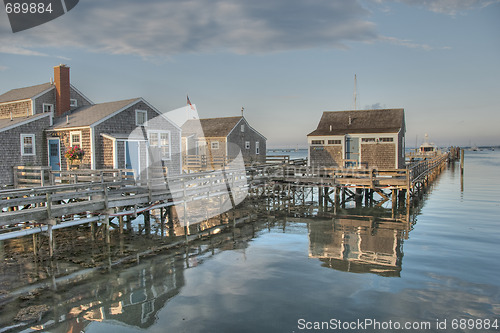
[[65, 145, 85, 162]]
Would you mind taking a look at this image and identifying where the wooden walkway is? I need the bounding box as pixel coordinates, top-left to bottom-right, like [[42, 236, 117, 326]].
[[0, 153, 450, 243]]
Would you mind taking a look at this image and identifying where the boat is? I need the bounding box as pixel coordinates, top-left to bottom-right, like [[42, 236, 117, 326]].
[[418, 134, 439, 156]]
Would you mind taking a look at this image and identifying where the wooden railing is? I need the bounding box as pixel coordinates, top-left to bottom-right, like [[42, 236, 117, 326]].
[[13, 166, 134, 188], [183, 155, 230, 170], [266, 155, 290, 164]]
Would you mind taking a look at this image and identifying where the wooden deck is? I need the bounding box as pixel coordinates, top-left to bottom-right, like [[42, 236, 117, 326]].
[[0, 153, 449, 242]]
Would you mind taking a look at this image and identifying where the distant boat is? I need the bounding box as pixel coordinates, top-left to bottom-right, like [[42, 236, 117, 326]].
[[418, 133, 438, 156], [471, 145, 479, 151]]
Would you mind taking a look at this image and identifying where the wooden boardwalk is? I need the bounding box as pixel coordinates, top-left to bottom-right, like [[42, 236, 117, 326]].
[[0, 153, 450, 244]]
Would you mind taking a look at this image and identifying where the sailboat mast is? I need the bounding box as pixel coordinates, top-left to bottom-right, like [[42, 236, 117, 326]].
[[353, 74, 357, 111]]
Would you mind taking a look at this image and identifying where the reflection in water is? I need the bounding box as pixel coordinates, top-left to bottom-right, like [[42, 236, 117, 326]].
[[309, 216, 407, 277]]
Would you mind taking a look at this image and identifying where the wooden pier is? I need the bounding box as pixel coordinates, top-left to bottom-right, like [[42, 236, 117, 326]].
[[0, 152, 451, 254]]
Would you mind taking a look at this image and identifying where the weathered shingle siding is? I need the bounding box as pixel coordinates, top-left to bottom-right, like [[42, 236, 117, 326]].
[[361, 143, 396, 169], [398, 130, 405, 168], [0, 100, 32, 119], [310, 146, 343, 167], [94, 101, 181, 175], [227, 118, 266, 164], [33, 89, 56, 114], [117, 141, 125, 169], [47, 128, 92, 170], [0, 116, 50, 186], [70, 87, 92, 110], [102, 137, 115, 168]]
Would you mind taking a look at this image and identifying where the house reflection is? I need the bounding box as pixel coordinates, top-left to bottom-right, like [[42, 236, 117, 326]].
[[309, 216, 407, 277]]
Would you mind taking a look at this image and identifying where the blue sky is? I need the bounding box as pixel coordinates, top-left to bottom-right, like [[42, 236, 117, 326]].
[[1, 0, 499, 148]]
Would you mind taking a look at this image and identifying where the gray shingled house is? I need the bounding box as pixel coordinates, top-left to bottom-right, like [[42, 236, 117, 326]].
[[0, 65, 181, 186], [181, 116, 266, 170], [307, 109, 406, 169]]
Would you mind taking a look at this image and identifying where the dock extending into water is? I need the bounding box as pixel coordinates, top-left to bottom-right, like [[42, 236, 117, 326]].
[[0, 152, 453, 254]]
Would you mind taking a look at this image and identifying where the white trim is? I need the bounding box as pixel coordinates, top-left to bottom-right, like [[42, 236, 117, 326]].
[[0, 98, 31, 106], [114, 139, 118, 169], [255, 141, 260, 155], [139, 97, 182, 131], [90, 99, 140, 128], [31, 86, 55, 101], [70, 131, 82, 147], [135, 109, 148, 126], [47, 138, 61, 170], [70, 84, 94, 105], [90, 127, 95, 169], [20, 134, 36, 156], [48, 125, 89, 131], [42, 103, 54, 113], [179, 131, 182, 173], [0, 113, 51, 133], [148, 130, 171, 160], [245, 141, 250, 149], [70, 99, 78, 107]]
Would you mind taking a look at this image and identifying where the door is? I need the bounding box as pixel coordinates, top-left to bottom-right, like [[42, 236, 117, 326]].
[[125, 141, 140, 178], [345, 136, 360, 167], [48, 139, 61, 171]]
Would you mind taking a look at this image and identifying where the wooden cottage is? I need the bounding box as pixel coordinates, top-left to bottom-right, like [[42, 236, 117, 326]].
[[0, 65, 181, 186], [181, 116, 266, 170], [307, 109, 405, 169]]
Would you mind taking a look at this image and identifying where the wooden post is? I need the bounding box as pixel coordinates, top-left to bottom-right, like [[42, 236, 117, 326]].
[[460, 149, 464, 175], [144, 210, 151, 235]]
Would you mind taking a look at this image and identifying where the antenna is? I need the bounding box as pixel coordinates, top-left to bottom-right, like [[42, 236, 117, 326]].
[[241, 107, 244, 117], [353, 74, 357, 111]]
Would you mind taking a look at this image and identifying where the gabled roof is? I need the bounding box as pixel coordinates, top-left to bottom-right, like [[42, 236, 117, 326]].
[[0, 82, 54, 103], [307, 109, 405, 136], [181, 116, 243, 137], [51, 98, 139, 129], [0, 113, 51, 133]]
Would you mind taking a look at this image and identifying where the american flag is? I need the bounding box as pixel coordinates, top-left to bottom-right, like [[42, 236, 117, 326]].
[[187, 95, 195, 110]]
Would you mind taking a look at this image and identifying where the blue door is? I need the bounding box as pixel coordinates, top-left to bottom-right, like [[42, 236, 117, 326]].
[[125, 141, 140, 178], [345, 136, 360, 167], [48, 139, 61, 171]]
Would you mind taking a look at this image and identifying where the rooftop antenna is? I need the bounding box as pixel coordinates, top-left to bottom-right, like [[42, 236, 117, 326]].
[[353, 74, 357, 111], [241, 107, 244, 117]]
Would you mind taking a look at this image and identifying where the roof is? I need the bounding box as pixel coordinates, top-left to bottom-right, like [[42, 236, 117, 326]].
[[51, 98, 139, 129], [307, 109, 405, 136], [0, 113, 50, 133], [0, 82, 54, 103], [181, 116, 243, 137]]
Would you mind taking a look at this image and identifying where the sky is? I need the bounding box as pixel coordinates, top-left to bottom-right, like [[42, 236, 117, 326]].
[[0, 0, 499, 148]]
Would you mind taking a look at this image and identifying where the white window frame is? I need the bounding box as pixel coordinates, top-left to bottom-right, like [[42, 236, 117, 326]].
[[241, 124, 245, 132], [43, 103, 54, 113], [148, 130, 171, 160], [211, 141, 220, 150], [70, 99, 78, 107], [245, 141, 250, 149], [256, 141, 260, 155], [70, 131, 82, 148], [20, 134, 36, 156], [135, 110, 148, 126]]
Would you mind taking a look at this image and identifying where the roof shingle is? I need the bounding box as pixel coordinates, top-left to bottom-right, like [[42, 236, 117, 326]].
[[0, 83, 54, 104], [307, 109, 405, 136], [51, 98, 139, 129], [181, 116, 242, 137]]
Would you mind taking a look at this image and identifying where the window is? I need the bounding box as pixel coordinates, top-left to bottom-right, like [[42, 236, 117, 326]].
[[256, 141, 260, 154], [148, 131, 170, 160], [70, 131, 82, 148], [362, 138, 376, 143], [211, 141, 219, 150], [311, 140, 324, 145], [43, 103, 54, 113], [70, 99, 78, 107], [379, 137, 394, 142], [21, 134, 35, 156], [328, 140, 341, 145], [135, 110, 147, 126], [245, 141, 250, 149], [241, 125, 245, 132]]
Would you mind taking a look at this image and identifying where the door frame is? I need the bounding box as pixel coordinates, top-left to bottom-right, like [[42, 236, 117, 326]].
[[124, 140, 142, 179], [47, 138, 61, 171]]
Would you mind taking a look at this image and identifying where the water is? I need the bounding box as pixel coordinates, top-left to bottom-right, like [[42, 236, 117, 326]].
[[1, 150, 499, 332]]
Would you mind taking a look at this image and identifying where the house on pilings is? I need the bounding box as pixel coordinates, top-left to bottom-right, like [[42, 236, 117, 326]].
[[307, 109, 406, 169]]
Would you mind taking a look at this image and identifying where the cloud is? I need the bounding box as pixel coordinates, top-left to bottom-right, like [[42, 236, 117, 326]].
[[0, 0, 378, 58], [379, 35, 450, 50], [365, 102, 386, 109], [373, 0, 500, 15]]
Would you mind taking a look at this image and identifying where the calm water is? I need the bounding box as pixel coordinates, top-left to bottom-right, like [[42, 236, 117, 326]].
[[1, 150, 499, 332]]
